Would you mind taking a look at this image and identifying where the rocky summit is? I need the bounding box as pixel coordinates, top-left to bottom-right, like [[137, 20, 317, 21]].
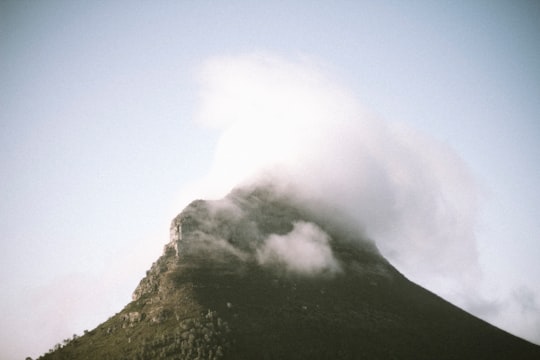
[[38, 186, 540, 359]]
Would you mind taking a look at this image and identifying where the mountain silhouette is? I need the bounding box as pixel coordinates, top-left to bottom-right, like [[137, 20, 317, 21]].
[[38, 185, 540, 359]]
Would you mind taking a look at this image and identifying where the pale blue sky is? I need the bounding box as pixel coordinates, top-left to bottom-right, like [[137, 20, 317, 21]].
[[1, 1, 539, 359]]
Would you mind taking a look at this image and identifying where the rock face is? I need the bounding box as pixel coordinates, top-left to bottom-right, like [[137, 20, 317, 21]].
[[39, 186, 540, 360]]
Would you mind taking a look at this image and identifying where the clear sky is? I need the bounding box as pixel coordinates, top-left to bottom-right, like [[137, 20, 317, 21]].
[[1, 1, 539, 359]]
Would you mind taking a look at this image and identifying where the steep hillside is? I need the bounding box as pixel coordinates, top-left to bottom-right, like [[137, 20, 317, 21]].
[[38, 186, 540, 359]]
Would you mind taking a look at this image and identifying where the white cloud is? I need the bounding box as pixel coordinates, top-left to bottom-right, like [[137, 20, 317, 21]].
[[191, 52, 539, 344], [257, 221, 341, 275], [194, 52, 480, 292]]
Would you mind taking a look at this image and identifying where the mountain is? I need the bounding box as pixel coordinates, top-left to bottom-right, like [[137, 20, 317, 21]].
[[37, 185, 540, 359]]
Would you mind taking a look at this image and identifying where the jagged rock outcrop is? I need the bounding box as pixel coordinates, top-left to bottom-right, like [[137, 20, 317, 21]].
[[38, 186, 540, 360]]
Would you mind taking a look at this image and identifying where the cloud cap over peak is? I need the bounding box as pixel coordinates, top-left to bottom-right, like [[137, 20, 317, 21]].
[[194, 52, 480, 300]]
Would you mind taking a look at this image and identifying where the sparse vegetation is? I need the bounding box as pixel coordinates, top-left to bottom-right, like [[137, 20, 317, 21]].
[[38, 307, 231, 360]]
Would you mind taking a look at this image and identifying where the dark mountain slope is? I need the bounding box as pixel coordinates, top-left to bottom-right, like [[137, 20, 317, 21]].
[[38, 186, 540, 359]]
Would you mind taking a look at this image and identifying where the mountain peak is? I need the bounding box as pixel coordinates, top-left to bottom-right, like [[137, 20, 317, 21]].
[[133, 185, 387, 301], [39, 186, 540, 359]]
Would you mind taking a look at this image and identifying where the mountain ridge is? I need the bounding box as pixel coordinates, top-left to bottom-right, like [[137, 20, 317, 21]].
[[37, 185, 540, 359]]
